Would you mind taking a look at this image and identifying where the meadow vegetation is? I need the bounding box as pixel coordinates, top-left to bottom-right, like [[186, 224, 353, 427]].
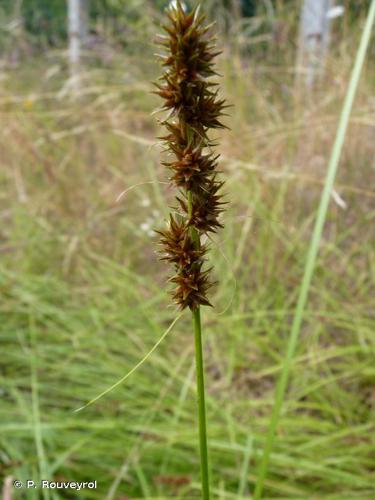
[[1, 3, 374, 498]]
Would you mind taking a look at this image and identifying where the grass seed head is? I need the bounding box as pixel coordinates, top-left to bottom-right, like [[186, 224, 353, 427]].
[[155, 1, 227, 310]]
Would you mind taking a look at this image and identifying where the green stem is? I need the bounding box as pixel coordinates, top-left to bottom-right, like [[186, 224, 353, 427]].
[[253, 2, 375, 498], [193, 307, 210, 500], [188, 189, 210, 499]]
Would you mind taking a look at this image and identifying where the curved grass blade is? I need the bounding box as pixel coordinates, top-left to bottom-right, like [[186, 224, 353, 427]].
[[75, 313, 183, 412]]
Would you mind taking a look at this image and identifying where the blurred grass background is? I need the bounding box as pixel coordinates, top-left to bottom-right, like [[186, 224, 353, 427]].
[[1, 0, 374, 498]]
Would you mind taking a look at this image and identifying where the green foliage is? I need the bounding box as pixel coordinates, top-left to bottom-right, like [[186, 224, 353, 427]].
[[22, 0, 67, 44]]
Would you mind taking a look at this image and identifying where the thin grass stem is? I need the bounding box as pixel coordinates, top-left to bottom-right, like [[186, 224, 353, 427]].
[[253, 1, 375, 497], [193, 307, 210, 500], [188, 188, 210, 499]]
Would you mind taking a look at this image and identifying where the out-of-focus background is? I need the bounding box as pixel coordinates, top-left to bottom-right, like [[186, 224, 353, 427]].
[[1, 1, 374, 498]]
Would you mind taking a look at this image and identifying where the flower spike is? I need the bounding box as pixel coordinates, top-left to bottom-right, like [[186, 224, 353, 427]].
[[155, 2, 227, 310]]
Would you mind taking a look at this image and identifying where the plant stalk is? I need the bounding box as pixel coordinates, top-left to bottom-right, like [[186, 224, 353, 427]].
[[193, 307, 210, 500], [188, 189, 210, 500]]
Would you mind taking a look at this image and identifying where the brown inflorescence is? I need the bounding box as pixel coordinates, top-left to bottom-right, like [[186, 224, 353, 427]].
[[155, 1, 227, 310]]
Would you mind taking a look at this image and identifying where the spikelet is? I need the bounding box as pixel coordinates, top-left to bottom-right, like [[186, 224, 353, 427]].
[[155, 1, 227, 310]]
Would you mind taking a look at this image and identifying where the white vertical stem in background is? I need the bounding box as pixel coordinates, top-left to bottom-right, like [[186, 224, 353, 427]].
[[68, 0, 81, 68], [68, 0, 89, 86], [297, 0, 334, 89]]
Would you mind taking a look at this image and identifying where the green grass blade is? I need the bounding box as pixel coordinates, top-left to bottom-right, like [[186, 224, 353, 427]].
[[75, 313, 182, 411], [253, 2, 375, 497], [238, 435, 253, 497], [29, 313, 51, 500]]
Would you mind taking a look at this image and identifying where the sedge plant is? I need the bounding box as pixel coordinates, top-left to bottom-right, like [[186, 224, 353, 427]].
[[154, 2, 227, 498]]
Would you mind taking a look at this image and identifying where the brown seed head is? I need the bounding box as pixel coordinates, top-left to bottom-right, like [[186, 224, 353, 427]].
[[155, 1, 227, 310]]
